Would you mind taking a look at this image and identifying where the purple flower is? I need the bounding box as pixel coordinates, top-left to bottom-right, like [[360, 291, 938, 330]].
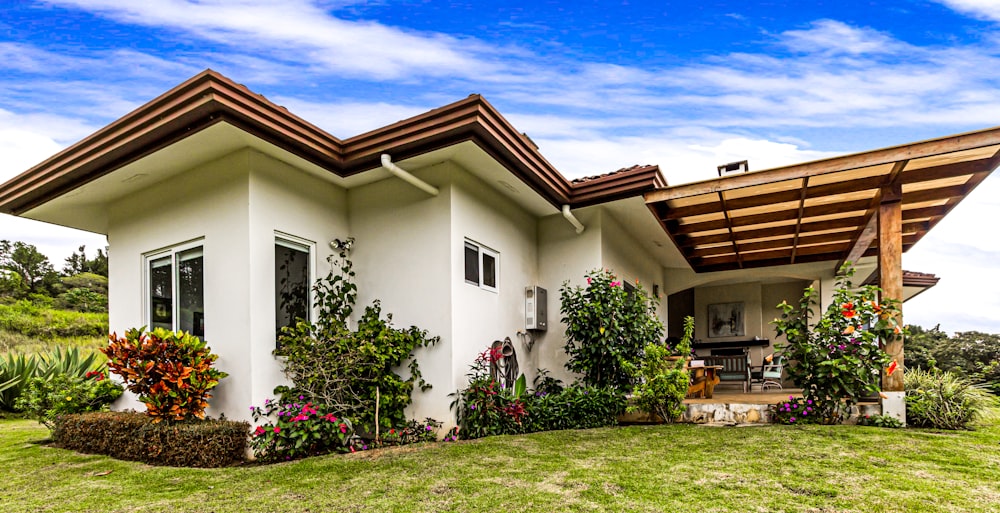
[[470, 404, 476, 410], [425, 426, 433, 431], [299, 395, 304, 400], [789, 417, 796, 423]]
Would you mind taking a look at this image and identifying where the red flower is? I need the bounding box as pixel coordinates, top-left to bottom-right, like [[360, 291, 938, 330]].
[[887, 360, 898, 376]]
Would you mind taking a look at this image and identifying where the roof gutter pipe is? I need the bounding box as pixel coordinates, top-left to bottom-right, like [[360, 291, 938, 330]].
[[380, 154, 439, 196], [562, 205, 585, 234]]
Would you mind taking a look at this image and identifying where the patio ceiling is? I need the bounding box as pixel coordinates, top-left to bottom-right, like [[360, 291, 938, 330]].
[[645, 127, 1000, 273]]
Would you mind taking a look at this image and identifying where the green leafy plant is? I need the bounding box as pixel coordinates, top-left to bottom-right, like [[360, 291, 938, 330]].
[[102, 327, 227, 422], [857, 413, 904, 428], [630, 316, 694, 422], [904, 368, 996, 430], [0, 353, 40, 411], [452, 349, 626, 439], [275, 239, 439, 428], [451, 347, 525, 438], [773, 265, 901, 423], [0, 347, 106, 411], [15, 371, 123, 429], [769, 396, 822, 425], [559, 269, 663, 391], [249, 398, 354, 462]]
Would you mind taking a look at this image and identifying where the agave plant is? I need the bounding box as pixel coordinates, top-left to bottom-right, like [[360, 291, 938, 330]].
[[0, 353, 40, 411], [0, 347, 107, 412], [38, 346, 105, 379]]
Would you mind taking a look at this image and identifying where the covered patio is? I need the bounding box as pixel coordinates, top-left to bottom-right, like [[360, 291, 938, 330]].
[[644, 126, 1000, 421]]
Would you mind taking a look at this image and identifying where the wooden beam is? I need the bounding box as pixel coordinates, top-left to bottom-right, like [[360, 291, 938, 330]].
[[677, 215, 867, 248], [837, 160, 909, 271], [879, 182, 904, 393], [644, 125, 1000, 203]]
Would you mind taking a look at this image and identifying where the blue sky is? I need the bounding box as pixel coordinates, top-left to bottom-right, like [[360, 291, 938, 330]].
[[2, 0, 999, 333]]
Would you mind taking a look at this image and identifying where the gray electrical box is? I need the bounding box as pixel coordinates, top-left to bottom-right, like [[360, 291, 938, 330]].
[[525, 286, 547, 331]]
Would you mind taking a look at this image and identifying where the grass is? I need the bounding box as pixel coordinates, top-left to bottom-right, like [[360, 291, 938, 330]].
[[2, 417, 999, 512], [0, 331, 105, 354]]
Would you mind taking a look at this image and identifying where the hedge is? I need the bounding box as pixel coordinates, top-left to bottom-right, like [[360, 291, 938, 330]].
[[54, 411, 249, 468]]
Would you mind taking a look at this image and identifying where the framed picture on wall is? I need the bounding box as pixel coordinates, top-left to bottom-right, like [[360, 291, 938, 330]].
[[708, 302, 745, 338]]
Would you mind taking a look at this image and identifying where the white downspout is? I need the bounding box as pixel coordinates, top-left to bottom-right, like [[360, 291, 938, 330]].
[[562, 205, 585, 234], [380, 154, 439, 196]]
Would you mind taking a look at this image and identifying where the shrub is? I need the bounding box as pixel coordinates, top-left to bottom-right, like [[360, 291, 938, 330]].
[[15, 371, 122, 429], [857, 413, 904, 428], [522, 385, 625, 432], [904, 368, 996, 430], [249, 399, 354, 462], [54, 411, 248, 467], [370, 418, 441, 447], [452, 351, 626, 439], [451, 347, 525, 439], [0, 347, 105, 411], [773, 265, 900, 422], [630, 316, 693, 422], [102, 327, 227, 422], [276, 240, 438, 428], [769, 396, 822, 425], [560, 269, 663, 391]]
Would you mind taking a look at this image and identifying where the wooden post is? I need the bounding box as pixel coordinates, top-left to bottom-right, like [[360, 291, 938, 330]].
[[878, 182, 905, 422]]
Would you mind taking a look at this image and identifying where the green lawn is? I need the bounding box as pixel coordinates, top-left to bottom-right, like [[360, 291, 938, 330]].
[[2, 418, 999, 512]]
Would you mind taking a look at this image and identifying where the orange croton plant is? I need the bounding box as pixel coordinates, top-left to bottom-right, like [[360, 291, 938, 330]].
[[102, 327, 227, 422]]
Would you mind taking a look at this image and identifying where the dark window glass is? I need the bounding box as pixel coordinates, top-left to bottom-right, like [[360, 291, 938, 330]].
[[275, 242, 309, 339], [177, 248, 204, 337], [464, 242, 479, 284], [149, 256, 173, 331], [482, 252, 497, 288]]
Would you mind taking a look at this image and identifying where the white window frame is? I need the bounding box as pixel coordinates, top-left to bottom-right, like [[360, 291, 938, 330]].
[[143, 239, 204, 334], [464, 239, 499, 293], [274, 232, 315, 332]]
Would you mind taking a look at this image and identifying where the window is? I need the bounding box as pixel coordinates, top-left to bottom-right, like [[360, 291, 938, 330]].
[[275, 237, 311, 338], [146, 243, 204, 337], [464, 240, 499, 292]]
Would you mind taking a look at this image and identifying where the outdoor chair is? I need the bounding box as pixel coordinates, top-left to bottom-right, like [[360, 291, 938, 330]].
[[703, 353, 751, 392], [752, 355, 784, 391]]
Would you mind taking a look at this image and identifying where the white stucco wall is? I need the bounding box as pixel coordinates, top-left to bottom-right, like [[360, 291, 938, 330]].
[[246, 151, 348, 412], [449, 165, 539, 393], [348, 163, 454, 424], [600, 210, 668, 322], [107, 150, 253, 418], [536, 208, 602, 384]]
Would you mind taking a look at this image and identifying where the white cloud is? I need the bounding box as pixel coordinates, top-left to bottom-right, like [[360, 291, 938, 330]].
[[43, 0, 496, 80], [779, 20, 902, 55], [935, 0, 1000, 22], [270, 97, 431, 137]]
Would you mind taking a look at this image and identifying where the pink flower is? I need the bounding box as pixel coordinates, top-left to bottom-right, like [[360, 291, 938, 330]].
[[273, 426, 281, 434], [254, 426, 265, 436], [586, 277, 592, 285]]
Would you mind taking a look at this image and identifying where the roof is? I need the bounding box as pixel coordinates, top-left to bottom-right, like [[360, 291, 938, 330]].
[[645, 128, 1000, 273], [0, 70, 664, 217]]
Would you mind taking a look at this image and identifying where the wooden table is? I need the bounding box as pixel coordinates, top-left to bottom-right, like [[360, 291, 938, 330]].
[[687, 365, 723, 399]]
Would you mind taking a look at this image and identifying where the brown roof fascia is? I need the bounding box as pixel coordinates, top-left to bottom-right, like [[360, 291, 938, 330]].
[[0, 70, 349, 215], [570, 165, 665, 207], [3, 70, 662, 216], [645, 125, 1000, 203]]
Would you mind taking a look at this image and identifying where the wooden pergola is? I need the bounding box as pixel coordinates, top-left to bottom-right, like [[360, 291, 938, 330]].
[[644, 126, 1000, 400]]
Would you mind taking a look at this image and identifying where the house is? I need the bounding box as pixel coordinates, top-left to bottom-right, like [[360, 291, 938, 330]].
[[1, 70, 997, 425]]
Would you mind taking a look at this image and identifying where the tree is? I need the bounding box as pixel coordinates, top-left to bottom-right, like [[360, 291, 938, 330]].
[[63, 245, 108, 277], [0, 240, 59, 296], [560, 269, 663, 391]]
